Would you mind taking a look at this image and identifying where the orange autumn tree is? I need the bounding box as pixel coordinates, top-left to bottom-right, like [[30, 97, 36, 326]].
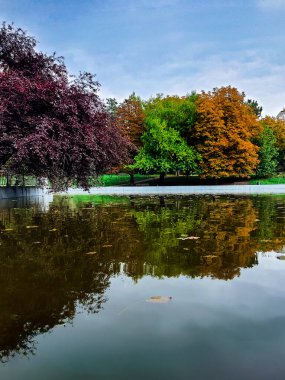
[[115, 93, 145, 148], [114, 93, 145, 184], [191, 86, 261, 178]]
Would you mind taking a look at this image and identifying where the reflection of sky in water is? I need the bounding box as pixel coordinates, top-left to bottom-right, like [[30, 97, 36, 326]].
[[1, 195, 285, 379], [3, 258, 285, 380]]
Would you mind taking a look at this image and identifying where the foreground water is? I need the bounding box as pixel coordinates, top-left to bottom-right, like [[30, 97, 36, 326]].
[[0, 194, 285, 379]]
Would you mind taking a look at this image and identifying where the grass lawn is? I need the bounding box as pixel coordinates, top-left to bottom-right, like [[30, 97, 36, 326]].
[[97, 174, 157, 186], [249, 177, 285, 185]]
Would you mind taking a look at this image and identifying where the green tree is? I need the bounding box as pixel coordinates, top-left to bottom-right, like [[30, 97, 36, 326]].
[[131, 118, 200, 183], [144, 93, 197, 136], [260, 116, 285, 170], [245, 99, 263, 118], [256, 125, 278, 177], [105, 98, 118, 117]]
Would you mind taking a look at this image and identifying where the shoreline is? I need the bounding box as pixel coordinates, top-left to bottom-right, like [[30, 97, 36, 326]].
[[58, 184, 285, 196]]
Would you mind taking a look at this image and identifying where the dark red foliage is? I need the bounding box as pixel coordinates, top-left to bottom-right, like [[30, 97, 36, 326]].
[[0, 23, 130, 190]]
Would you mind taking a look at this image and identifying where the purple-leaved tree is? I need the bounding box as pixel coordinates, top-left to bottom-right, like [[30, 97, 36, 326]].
[[0, 23, 130, 190]]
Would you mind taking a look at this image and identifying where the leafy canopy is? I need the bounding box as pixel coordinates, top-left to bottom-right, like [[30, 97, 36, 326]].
[[115, 93, 145, 149], [191, 86, 261, 178], [256, 125, 278, 177], [245, 99, 263, 118], [143, 93, 197, 136], [131, 118, 200, 173], [0, 23, 129, 190], [260, 116, 285, 169]]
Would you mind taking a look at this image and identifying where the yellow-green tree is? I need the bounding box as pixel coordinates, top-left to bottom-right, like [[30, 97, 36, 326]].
[[143, 93, 197, 137], [260, 116, 285, 169]]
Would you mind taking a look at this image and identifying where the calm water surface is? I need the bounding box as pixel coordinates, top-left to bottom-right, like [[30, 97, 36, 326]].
[[0, 194, 285, 379]]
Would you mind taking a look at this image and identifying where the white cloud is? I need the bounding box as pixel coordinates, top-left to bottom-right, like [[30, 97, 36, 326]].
[[257, 0, 285, 10], [62, 45, 285, 116], [174, 53, 285, 117]]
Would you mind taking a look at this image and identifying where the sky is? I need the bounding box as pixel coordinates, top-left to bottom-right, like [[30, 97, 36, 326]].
[[0, 0, 285, 115]]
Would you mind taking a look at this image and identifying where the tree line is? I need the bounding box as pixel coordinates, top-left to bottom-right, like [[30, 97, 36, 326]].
[[111, 89, 284, 184], [0, 23, 284, 190]]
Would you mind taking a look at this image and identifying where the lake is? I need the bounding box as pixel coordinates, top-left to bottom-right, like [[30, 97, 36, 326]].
[[0, 194, 285, 379]]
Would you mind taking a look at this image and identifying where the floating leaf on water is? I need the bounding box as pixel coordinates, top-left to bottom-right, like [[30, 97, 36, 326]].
[[26, 225, 39, 229], [178, 236, 200, 240], [49, 228, 58, 232], [146, 296, 172, 303], [3, 228, 13, 231], [260, 240, 272, 243], [277, 256, 285, 260], [33, 241, 41, 244], [255, 219, 260, 222], [102, 244, 112, 248], [203, 255, 218, 259], [85, 251, 97, 255], [183, 248, 190, 251]]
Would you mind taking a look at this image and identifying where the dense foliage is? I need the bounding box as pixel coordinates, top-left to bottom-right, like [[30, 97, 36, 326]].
[[0, 23, 129, 190], [191, 87, 261, 178], [256, 125, 278, 177], [115, 93, 145, 148], [111, 93, 145, 183], [245, 98, 263, 118], [143, 93, 197, 137], [131, 118, 200, 181], [129, 94, 200, 181], [260, 116, 285, 170]]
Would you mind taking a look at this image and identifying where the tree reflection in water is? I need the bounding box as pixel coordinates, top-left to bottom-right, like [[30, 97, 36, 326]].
[[1, 194, 285, 361]]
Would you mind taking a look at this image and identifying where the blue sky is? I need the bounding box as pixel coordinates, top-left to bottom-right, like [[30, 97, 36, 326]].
[[0, 0, 285, 115]]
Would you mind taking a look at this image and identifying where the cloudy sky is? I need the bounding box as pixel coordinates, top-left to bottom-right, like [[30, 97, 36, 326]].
[[1, 0, 284, 115]]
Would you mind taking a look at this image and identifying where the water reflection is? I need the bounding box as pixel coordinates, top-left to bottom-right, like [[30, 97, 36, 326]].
[[1, 194, 285, 362]]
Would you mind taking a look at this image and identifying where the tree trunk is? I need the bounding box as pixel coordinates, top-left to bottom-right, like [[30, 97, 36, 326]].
[[6, 173, 11, 187], [130, 172, 135, 186], [159, 172, 165, 185], [159, 196, 165, 207]]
